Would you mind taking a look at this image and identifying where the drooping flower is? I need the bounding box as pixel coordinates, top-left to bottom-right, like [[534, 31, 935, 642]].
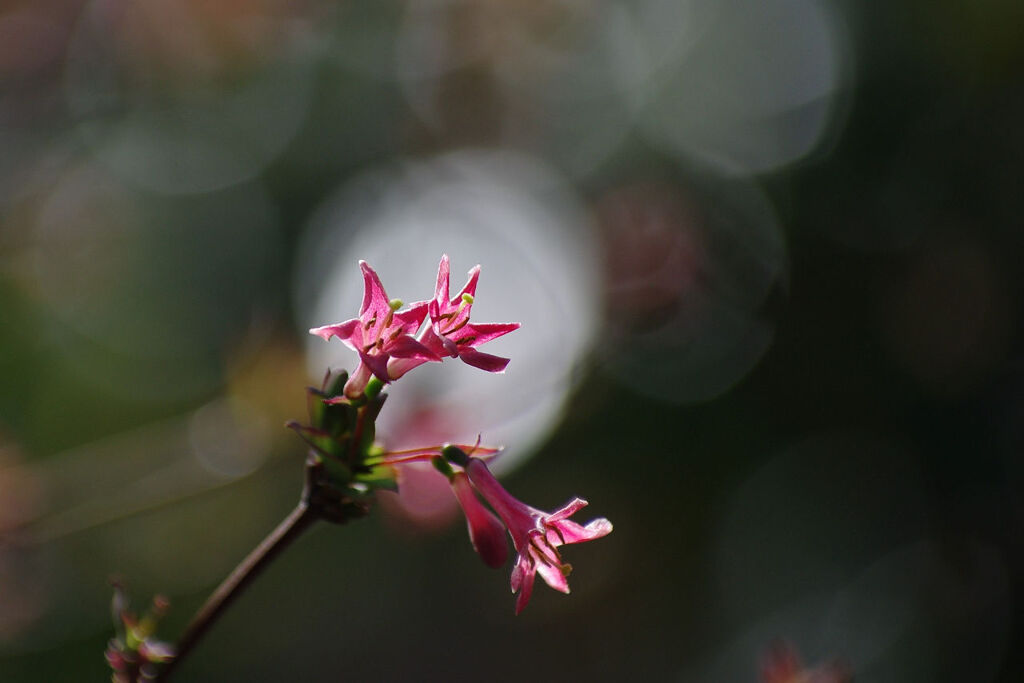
[[419, 254, 520, 373], [310, 261, 440, 398], [461, 456, 613, 614]]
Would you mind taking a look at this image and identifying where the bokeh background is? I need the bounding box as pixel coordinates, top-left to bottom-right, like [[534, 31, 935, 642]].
[[1, 0, 1023, 680]]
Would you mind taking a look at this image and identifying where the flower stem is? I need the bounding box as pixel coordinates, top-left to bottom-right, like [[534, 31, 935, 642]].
[[154, 502, 318, 681]]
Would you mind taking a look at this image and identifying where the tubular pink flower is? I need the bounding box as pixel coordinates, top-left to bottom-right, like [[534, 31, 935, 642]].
[[310, 261, 440, 397], [450, 472, 509, 569], [464, 458, 613, 614], [421, 254, 520, 373]]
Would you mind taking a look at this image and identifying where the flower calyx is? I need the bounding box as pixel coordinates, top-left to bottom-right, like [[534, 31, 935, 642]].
[[286, 370, 397, 523]]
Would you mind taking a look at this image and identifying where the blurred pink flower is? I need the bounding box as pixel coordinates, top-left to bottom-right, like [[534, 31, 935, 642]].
[[310, 261, 439, 398], [464, 458, 612, 614], [419, 254, 520, 373], [759, 641, 851, 683]]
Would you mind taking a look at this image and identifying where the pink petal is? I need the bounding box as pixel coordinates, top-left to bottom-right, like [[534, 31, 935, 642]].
[[458, 348, 511, 373], [511, 555, 537, 615], [386, 356, 430, 380], [547, 497, 589, 521], [449, 322, 520, 347], [510, 554, 526, 593], [451, 473, 509, 569], [530, 536, 563, 566], [385, 335, 442, 361], [548, 517, 613, 545], [309, 319, 360, 342], [454, 264, 481, 303], [358, 260, 392, 318], [343, 362, 373, 398], [416, 325, 447, 358], [440, 336, 458, 357], [359, 351, 390, 382], [532, 549, 570, 594], [433, 254, 451, 307], [394, 301, 429, 332]]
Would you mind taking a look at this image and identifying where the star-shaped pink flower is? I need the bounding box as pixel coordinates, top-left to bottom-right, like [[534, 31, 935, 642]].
[[310, 261, 440, 398], [463, 457, 613, 614], [420, 255, 520, 373]]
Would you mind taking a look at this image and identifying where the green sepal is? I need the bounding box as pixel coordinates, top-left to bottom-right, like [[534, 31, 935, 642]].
[[320, 399, 357, 438], [286, 422, 351, 462], [307, 370, 356, 437], [322, 369, 349, 398], [441, 444, 470, 467], [354, 463, 398, 492], [354, 393, 386, 459], [308, 451, 354, 489], [431, 456, 455, 480]]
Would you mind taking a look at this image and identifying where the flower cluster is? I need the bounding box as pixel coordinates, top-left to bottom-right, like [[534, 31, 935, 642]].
[[308, 256, 613, 612], [310, 255, 519, 399]]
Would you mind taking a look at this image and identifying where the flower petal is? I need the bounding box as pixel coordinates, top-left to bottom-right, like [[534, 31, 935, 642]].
[[451, 473, 509, 569], [548, 517, 614, 545], [450, 322, 521, 347], [358, 260, 391, 318], [433, 254, 451, 308], [343, 362, 373, 399], [386, 356, 430, 381], [532, 548, 571, 594], [359, 351, 390, 383], [454, 264, 481, 303], [309, 319, 360, 342], [457, 348, 511, 373], [511, 555, 537, 615], [386, 335, 442, 361], [547, 497, 589, 521], [394, 301, 429, 332]]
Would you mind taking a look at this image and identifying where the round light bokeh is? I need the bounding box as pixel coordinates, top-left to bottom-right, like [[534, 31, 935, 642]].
[[693, 432, 1012, 682], [63, 0, 318, 195], [390, 0, 849, 179], [594, 177, 786, 403], [12, 159, 284, 402], [627, 0, 849, 176]]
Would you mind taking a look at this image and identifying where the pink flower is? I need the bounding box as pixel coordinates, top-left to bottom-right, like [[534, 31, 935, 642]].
[[419, 255, 520, 373], [310, 261, 440, 398], [463, 457, 613, 614]]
